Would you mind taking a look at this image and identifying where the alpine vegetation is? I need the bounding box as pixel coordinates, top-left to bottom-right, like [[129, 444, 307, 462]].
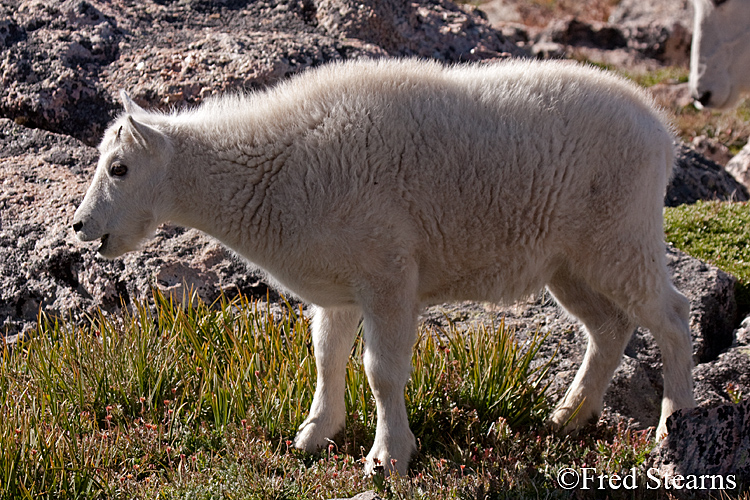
[[73, 58, 695, 475]]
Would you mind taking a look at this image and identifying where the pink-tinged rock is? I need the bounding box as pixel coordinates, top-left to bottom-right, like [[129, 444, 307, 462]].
[[655, 398, 750, 481]]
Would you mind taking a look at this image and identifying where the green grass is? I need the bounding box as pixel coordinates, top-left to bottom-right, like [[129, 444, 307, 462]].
[[0, 291, 571, 499], [2, 251, 748, 497], [664, 200, 750, 315], [628, 66, 690, 88]]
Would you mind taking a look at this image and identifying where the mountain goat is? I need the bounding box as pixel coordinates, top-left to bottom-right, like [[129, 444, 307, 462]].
[[689, 0, 750, 109], [73, 58, 695, 476]]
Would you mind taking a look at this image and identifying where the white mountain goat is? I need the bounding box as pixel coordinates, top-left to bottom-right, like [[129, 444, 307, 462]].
[[73, 58, 695, 476], [689, 0, 750, 109]]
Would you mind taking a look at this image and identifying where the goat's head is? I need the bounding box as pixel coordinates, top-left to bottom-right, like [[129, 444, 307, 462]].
[[689, 0, 750, 109], [73, 91, 174, 258]]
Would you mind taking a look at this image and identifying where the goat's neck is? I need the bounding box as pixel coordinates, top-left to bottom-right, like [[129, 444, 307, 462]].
[[165, 123, 288, 262]]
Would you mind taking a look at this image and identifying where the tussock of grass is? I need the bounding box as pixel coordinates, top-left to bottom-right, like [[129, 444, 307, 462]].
[[664, 200, 750, 315], [407, 322, 551, 456], [0, 291, 560, 498]]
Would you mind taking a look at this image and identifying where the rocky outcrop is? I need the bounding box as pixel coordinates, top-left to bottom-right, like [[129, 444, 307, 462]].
[[666, 143, 749, 207], [609, 0, 693, 66], [654, 398, 750, 482], [314, 0, 520, 61], [0, 0, 521, 147], [668, 248, 739, 364], [609, 0, 693, 28], [484, 0, 693, 70], [1, 0, 122, 145], [693, 316, 750, 407]]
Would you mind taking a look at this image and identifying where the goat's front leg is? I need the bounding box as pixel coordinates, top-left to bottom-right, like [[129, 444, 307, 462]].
[[361, 289, 419, 477], [294, 305, 361, 452]]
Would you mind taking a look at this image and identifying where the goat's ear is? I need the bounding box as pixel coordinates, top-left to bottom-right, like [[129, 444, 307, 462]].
[[120, 90, 145, 114], [126, 115, 165, 150]]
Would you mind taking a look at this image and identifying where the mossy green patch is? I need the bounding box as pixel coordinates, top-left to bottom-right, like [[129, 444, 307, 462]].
[[664, 200, 750, 316]]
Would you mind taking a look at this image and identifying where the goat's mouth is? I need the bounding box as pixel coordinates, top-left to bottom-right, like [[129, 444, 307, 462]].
[[97, 234, 110, 254]]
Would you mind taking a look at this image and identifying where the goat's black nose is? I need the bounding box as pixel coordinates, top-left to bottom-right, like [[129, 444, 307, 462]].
[[697, 91, 712, 107], [73, 221, 83, 232]]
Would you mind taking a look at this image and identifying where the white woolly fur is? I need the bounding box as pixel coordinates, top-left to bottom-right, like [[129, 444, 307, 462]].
[[73, 58, 695, 475]]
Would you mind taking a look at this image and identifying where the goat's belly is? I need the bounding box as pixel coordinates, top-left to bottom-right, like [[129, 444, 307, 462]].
[[417, 257, 555, 306]]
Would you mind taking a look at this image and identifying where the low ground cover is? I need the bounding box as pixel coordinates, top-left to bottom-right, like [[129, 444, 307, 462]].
[[3, 290, 675, 499]]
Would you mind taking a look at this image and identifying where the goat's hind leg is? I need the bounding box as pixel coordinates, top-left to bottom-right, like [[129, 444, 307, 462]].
[[547, 267, 638, 431], [294, 305, 362, 452], [631, 283, 694, 438], [549, 263, 695, 438]]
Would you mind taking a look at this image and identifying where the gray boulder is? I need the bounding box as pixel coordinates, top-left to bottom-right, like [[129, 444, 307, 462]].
[[314, 0, 522, 61], [667, 247, 739, 364], [0, 0, 520, 146], [610, 0, 693, 28], [530, 6, 692, 68], [654, 398, 750, 482], [693, 316, 750, 407], [666, 143, 749, 207], [0, 0, 121, 145], [609, 0, 693, 66]]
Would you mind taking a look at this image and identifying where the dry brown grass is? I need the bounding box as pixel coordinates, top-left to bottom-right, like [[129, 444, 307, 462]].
[[673, 100, 750, 154], [630, 69, 750, 154]]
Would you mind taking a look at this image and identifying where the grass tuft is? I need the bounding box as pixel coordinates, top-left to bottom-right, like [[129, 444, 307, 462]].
[[0, 290, 561, 498]]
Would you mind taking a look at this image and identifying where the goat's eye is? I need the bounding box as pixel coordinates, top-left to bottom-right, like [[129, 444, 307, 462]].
[[713, 0, 728, 6], [110, 162, 128, 177]]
